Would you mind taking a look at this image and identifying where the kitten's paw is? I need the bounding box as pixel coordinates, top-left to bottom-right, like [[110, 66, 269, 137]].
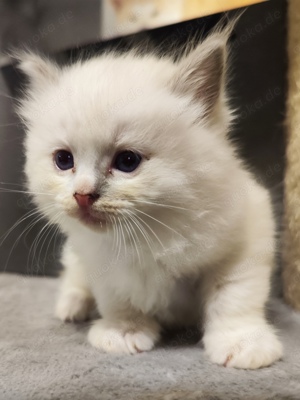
[[88, 318, 160, 354], [55, 289, 94, 322], [203, 325, 283, 369]]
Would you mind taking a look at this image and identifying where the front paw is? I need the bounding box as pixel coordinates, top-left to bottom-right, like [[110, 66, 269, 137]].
[[55, 289, 94, 322], [88, 318, 160, 354], [203, 324, 283, 369]]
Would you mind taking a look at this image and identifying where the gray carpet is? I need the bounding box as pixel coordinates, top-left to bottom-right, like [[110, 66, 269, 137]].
[[1, 273, 300, 400]]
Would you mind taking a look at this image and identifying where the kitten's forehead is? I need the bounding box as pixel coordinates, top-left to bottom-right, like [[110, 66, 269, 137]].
[[60, 55, 173, 111], [28, 53, 200, 156], [21, 33, 230, 153], [49, 56, 180, 146]]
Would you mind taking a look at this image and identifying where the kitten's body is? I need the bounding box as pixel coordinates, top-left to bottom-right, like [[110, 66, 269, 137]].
[[18, 29, 282, 368]]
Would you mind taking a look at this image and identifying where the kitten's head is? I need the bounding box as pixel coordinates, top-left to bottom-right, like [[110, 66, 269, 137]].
[[17, 30, 234, 234]]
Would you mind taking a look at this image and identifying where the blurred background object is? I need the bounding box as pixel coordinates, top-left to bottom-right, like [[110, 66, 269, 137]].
[[0, 0, 266, 64], [100, 0, 266, 39]]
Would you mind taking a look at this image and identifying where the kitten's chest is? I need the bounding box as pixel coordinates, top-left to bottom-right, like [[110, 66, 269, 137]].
[[71, 230, 198, 319], [93, 245, 176, 314], [73, 233, 176, 311]]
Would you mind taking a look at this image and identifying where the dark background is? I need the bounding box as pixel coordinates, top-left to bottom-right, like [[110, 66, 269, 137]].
[[0, 0, 287, 276]]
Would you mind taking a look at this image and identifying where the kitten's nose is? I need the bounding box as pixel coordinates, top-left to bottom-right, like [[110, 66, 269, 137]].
[[74, 192, 100, 208]]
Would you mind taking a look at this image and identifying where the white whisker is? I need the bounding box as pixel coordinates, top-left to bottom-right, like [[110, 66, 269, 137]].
[[0, 203, 55, 246], [125, 215, 142, 267], [130, 199, 191, 212], [115, 216, 122, 261], [28, 211, 62, 273], [131, 211, 167, 254], [135, 208, 186, 240], [118, 216, 127, 259], [0, 91, 19, 102], [122, 215, 141, 265], [3, 211, 48, 272], [108, 215, 117, 253], [124, 210, 156, 260], [28, 218, 53, 270], [0, 181, 27, 187], [0, 187, 54, 196], [39, 213, 63, 271]]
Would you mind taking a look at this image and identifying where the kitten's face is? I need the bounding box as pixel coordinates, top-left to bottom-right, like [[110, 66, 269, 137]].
[[18, 33, 230, 232]]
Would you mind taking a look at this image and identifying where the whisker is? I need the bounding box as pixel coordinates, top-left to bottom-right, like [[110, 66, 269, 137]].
[[0, 210, 38, 246], [27, 215, 54, 270], [0, 203, 55, 246], [0, 181, 27, 187], [135, 208, 187, 240], [113, 215, 119, 255], [118, 216, 127, 259], [108, 215, 117, 253], [28, 224, 46, 274], [3, 211, 48, 272], [122, 215, 138, 263], [113, 215, 122, 261], [130, 199, 191, 212], [125, 215, 142, 267], [36, 223, 54, 274], [0, 91, 19, 102], [120, 215, 130, 247], [39, 212, 63, 272], [0, 187, 54, 196], [130, 211, 166, 253], [124, 210, 156, 259], [28, 212, 62, 273], [52, 223, 62, 257], [0, 122, 23, 128]]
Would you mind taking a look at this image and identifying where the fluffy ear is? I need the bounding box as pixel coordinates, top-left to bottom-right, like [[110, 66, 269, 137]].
[[170, 33, 228, 118], [14, 51, 59, 88]]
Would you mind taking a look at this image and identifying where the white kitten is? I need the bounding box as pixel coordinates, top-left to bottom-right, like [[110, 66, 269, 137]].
[[17, 28, 282, 369]]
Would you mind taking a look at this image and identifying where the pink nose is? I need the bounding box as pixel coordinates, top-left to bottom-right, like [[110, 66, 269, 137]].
[[74, 192, 99, 208]]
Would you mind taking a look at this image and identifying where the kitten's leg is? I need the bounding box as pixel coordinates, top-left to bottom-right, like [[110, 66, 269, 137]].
[[88, 308, 160, 354], [202, 254, 283, 369], [55, 242, 94, 322]]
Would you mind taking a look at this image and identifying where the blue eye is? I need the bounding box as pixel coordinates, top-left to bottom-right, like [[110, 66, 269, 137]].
[[114, 151, 142, 173], [55, 150, 74, 170]]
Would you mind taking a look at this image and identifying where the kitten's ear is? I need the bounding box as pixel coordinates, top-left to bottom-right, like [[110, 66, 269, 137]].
[[14, 51, 59, 88], [170, 33, 228, 118]]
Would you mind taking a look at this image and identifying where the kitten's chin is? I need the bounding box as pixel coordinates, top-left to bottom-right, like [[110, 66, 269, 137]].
[[76, 210, 108, 230]]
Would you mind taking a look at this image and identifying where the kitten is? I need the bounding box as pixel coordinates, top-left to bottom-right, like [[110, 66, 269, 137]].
[[17, 27, 283, 369]]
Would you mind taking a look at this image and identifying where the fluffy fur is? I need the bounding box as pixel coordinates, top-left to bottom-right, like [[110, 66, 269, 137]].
[[17, 29, 282, 369]]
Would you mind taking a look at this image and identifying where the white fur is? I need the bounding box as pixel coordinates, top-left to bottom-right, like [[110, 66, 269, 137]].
[[18, 31, 282, 369]]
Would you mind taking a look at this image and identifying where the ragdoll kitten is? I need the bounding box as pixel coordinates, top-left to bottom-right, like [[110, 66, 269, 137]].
[[17, 27, 283, 369]]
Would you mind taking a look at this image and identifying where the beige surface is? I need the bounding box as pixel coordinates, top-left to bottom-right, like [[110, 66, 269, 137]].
[[183, 0, 266, 19], [283, 0, 300, 311]]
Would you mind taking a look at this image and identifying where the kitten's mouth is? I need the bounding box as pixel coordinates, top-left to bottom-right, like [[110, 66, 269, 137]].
[[78, 209, 108, 227]]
